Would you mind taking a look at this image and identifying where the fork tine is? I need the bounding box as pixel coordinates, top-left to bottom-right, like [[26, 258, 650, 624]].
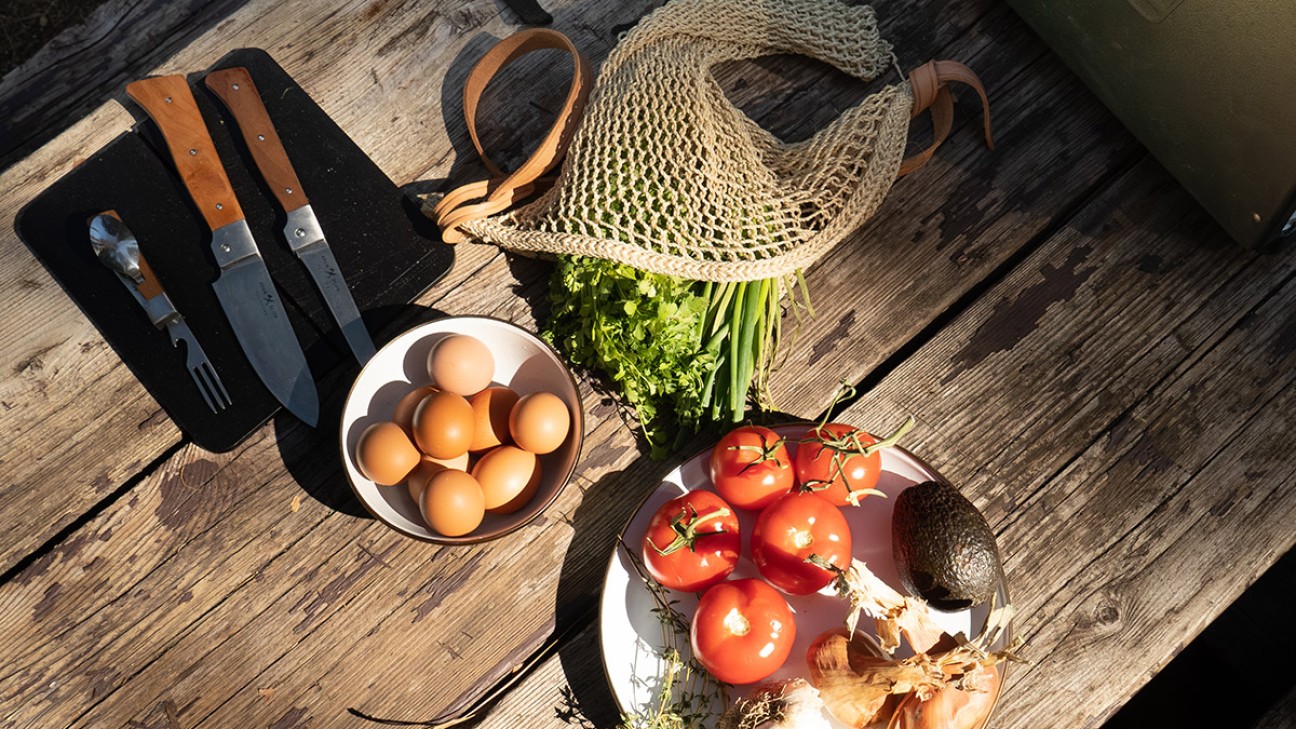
[[203, 361, 233, 409], [194, 362, 224, 411], [192, 365, 220, 413]]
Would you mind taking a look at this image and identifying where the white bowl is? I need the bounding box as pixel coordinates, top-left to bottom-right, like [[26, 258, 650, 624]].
[[340, 315, 584, 544]]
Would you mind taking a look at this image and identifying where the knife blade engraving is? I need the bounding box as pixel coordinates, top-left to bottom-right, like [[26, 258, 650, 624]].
[[126, 75, 320, 426]]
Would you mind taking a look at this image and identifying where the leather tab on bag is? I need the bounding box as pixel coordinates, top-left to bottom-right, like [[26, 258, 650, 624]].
[[898, 60, 993, 177], [434, 28, 592, 243]]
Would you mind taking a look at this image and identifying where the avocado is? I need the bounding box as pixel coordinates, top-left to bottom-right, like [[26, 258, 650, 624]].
[[891, 480, 1002, 611]]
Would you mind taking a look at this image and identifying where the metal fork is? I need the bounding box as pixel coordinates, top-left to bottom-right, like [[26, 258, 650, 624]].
[[89, 212, 233, 413], [160, 315, 233, 412]]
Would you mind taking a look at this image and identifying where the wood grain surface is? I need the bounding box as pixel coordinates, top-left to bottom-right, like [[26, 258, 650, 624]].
[[1, 0, 1291, 728], [0, 0, 251, 170]]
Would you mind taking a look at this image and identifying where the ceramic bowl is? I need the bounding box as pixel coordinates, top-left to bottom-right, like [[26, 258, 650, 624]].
[[341, 315, 584, 544]]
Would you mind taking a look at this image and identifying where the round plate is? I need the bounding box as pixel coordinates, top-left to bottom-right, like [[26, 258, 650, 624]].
[[340, 316, 583, 544], [599, 424, 1009, 727]]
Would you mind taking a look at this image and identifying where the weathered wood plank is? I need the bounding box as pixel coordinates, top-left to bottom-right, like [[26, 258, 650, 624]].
[[472, 620, 618, 729], [0, 2, 1168, 729], [467, 159, 1296, 729], [998, 399, 1296, 728], [856, 161, 1296, 727], [0, 0, 248, 170], [0, 0, 635, 575]]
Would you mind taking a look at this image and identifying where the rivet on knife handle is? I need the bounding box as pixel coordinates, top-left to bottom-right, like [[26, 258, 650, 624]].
[[124, 75, 320, 426], [205, 67, 310, 213], [205, 66, 378, 366], [125, 75, 245, 230]]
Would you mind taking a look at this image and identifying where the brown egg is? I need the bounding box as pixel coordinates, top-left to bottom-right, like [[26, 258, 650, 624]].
[[420, 470, 485, 537], [412, 390, 475, 459], [356, 422, 421, 486], [393, 385, 438, 436], [488, 459, 542, 515], [428, 334, 494, 396], [468, 386, 520, 452], [406, 452, 470, 503], [472, 446, 537, 511], [510, 392, 572, 454]]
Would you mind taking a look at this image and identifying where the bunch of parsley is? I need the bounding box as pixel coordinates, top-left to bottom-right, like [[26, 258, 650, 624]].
[[544, 256, 714, 457], [544, 255, 798, 458]]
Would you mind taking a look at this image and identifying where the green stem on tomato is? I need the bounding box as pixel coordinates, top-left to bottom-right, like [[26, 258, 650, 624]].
[[651, 505, 734, 556]]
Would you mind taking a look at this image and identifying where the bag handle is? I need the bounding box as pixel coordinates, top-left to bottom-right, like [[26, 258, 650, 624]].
[[898, 60, 994, 177], [433, 29, 592, 243]]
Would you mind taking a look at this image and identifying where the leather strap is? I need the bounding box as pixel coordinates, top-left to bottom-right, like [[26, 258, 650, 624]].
[[434, 29, 592, 243], [898, 60, 994, 177]]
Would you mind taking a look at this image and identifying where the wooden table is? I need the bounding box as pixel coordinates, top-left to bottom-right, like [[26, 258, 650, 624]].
[[3, 1, 1294, 727]]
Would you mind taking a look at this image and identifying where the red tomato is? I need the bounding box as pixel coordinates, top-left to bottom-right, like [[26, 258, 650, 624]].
[[794, 418, 912, 507], [690, 578, 796, 685], [642, 491, 740, 592], [752, 491, 852, 595], [709, 425, 794, 510]]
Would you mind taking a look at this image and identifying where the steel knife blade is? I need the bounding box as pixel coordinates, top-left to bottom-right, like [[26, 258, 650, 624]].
[[205, 67, 377, 366], [125, 75, 320, 426]]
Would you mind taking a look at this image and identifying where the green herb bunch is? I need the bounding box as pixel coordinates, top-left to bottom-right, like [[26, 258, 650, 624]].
[[544, 256, 712, 457], [544, 256, 805, 458]]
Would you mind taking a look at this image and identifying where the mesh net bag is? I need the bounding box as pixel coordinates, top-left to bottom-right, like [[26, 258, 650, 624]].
[[431, 0, 991, 283]]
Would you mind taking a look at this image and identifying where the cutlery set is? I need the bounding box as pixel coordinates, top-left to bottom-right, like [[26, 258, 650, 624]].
[[95, 67, 376, 425], [16, 49, 453, 450], [89, 211, 233, 413]]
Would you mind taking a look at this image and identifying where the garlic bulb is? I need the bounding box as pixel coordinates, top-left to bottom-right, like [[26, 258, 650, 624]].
[[717, 678, 833, 729]]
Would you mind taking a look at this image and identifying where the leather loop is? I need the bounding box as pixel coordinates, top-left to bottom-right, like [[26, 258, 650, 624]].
[[434, 29, 592, 243], [898, 60, 993, 177]]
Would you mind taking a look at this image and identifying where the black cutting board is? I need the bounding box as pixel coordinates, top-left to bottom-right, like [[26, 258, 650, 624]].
[[14, 48, 453, 452]]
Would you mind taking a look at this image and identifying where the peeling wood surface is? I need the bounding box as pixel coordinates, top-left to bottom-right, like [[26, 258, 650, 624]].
[[1, 1, 1292, 728]]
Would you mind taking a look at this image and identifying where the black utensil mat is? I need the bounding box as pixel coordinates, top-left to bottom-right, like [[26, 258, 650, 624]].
[[15, 48, 453, 452]]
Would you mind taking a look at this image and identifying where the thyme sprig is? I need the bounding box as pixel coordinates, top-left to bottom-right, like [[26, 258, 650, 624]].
[[616, 538, 729, 729]]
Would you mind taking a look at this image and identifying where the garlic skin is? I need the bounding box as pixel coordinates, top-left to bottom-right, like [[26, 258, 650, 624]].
[[718, 678, 833, 729]]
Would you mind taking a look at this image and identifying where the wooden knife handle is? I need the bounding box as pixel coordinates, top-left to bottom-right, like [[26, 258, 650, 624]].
[[205, 67, 309, 212], [126, 75, 245, 231]]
